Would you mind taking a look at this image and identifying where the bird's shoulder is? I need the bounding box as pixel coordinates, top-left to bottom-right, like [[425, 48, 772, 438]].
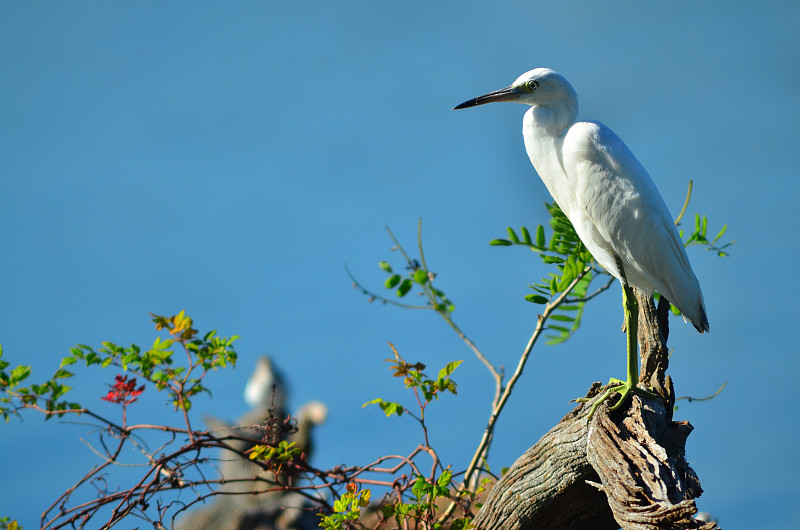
[[562, 120, 630, 164], [562, 120, 685, 262], [562, 120, 654, 190]]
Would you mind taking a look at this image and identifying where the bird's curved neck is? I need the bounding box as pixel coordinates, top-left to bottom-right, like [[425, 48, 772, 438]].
[[529, 98, 578, 137], [522, 106, 576, 219]]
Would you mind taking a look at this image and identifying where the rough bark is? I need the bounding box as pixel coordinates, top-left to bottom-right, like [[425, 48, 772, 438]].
[[472, 289, 718, 530], [469, 384, 617, 530], [637, 292, 674, 417], [586, 393, 713, 529]]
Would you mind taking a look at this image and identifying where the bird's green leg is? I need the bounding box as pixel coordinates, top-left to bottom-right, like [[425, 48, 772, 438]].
[[580, 283, 658, 419]]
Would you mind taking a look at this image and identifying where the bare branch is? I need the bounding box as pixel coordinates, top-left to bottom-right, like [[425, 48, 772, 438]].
[[451, 266, 592, 510]]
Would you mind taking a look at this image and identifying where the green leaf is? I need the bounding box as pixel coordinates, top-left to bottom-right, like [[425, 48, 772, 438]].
[[10, 365, 31, 385], [384, 274, 401, 288], [60, 356, 77, 368], [397, 278, 413, 297], [548, 231, 557, 250], [536, 225, 545, 248], [381, 401, 404, 417], [53, 368, 73, 379], [450, 518, 471, 530], [412, 475, 429, 498], [363, 398, 404, 417], [151, 336, 174, 351], [529, 284, 550, 295], [712, 224, 728, 243], [545, 333, 569, 346], [507, 227, 520, 243], [524, 294, 549, 304], [520, 226, 532, 245], [379, 260, 392, 273], [437, 360, 462, 380], [50, 383, 71, 400], [557, 269, 575, 291], [413, 269, 428, 284], [489, 239, 513, 246]]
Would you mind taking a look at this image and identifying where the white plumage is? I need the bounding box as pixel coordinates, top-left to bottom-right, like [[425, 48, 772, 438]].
[[455, 68, 708, 333], [244, 356, 288, 414]]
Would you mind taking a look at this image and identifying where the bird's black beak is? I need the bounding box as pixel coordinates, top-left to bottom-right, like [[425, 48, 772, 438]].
[[453, 85, 520, 110]]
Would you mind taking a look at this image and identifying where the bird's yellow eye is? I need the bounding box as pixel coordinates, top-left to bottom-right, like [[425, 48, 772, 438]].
[[526, 80, 539, 92]]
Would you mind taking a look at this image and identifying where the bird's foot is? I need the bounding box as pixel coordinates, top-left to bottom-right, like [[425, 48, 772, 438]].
[[577, 378, 659, 419]]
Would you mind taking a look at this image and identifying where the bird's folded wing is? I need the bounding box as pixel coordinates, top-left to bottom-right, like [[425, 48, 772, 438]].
[[561, 121, 695, 298]]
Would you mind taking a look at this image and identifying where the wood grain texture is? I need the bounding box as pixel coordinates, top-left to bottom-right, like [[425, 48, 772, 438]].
[[471, 386, 617, 530], [472, 289, 718, 529]]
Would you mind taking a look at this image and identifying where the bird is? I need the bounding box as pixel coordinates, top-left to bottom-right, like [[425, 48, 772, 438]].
[[182, 360, 327, 530], [245, 356, 288, 417], [454, 68, 708, 417]]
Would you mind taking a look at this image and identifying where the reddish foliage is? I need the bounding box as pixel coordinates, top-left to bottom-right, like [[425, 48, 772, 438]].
[[102, 374, 145, 405]]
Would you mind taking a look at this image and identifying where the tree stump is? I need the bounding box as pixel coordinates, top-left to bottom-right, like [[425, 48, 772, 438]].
[[471, 290, 718, 530]]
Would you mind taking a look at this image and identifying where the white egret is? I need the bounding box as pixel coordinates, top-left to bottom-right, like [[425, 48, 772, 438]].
[[454, 68, 708, 416], [244, 356, 287, 415]]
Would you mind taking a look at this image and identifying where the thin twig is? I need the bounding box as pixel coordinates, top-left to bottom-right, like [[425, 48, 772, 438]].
[[564, 275, 615, 304], [676, 381, 726, 402], [674, 180, 693, 226], [348, 226, 503, 406], [400, 222, 503, 405], [441, 267, 592, 520], [345, 264, 431, 310]]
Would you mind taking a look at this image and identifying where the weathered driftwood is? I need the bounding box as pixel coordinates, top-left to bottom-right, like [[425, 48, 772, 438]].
[[586, 393, 713, 529], [470, 385, 618, 530], [472, 289, 718, 530]]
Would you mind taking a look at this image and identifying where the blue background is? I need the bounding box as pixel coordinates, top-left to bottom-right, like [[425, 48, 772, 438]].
[[2, 2, 799, 528]]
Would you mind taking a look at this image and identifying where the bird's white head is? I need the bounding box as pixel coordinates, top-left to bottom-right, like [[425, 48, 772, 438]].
[[454, 68, 579, 131], [512, 68, 577, 106]]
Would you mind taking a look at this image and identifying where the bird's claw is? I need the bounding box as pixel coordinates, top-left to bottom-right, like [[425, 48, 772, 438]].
[[577, 378, 658, 419]]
